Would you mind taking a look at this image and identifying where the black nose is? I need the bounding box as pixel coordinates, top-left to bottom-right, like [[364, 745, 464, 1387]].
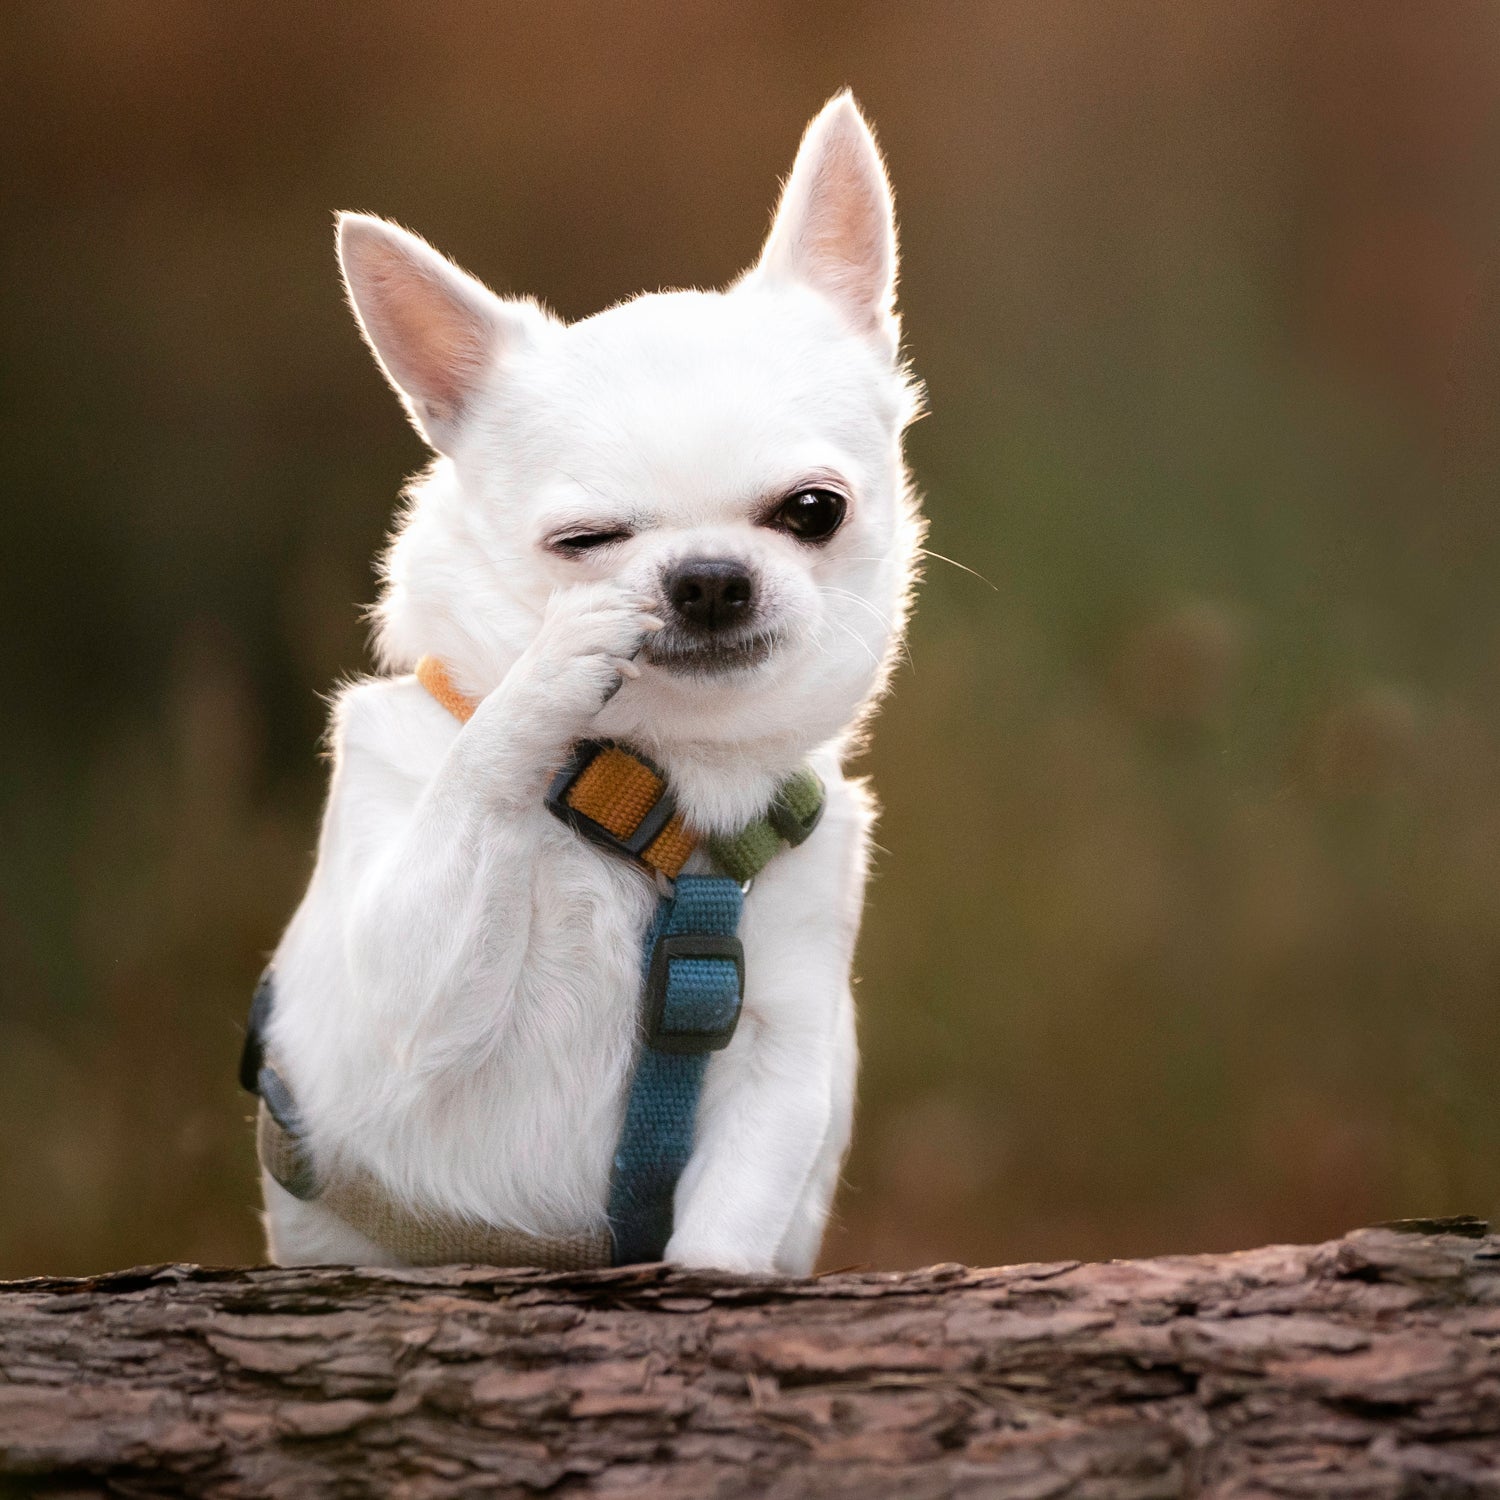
[[666, 557, 755, 632]]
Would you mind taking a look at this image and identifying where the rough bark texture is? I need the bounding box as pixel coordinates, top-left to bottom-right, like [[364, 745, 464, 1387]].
[[4, 1224, 1500, 1498]]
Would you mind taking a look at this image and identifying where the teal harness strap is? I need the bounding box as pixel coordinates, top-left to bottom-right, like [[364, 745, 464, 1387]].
[[607, 875, 744, 1264], [600, 762, 825, 1264]]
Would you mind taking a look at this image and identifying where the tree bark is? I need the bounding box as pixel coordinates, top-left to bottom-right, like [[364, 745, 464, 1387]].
[[3, 1223, 1500, 1498]]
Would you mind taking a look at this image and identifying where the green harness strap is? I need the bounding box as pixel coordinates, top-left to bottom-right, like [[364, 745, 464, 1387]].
[[704, 765, 827, 883]]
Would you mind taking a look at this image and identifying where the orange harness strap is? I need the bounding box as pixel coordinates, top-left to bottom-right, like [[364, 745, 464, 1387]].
[[415, 654, 481, 725]]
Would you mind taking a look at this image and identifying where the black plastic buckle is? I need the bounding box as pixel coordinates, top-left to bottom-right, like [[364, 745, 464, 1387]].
[[644, 934, 745, 1054], [545, 740, 679, 869], [239, 967, 275, 1095], [768, 778, 826, 848]]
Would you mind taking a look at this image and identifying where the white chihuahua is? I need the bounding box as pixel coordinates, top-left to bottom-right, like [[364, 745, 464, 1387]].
[[250, 92, 922, 1274]]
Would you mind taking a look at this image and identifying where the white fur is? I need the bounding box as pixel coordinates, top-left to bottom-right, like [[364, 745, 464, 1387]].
[[262, 93, 922, 1274]]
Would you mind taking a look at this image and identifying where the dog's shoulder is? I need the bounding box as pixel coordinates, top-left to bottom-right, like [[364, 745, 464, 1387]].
[[327, 673, 460, 784], [806, 746, 878, 837]]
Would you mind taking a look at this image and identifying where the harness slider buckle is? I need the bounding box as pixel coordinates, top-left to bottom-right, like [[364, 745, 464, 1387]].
[[643, 933, 745, 1054], [545, 740, 680, 870], [767, 771, 826, 848]]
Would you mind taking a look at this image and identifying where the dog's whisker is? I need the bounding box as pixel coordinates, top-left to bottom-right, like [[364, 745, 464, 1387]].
[[821, 586, 895, 630], [917, 547, 997, 589], [820, 587, 913, 674], [820, 613, 882, 675], [839, 549, 995, 590]]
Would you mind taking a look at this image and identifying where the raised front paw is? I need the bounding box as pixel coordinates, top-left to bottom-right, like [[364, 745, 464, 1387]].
[[525, 581, 665, 717]]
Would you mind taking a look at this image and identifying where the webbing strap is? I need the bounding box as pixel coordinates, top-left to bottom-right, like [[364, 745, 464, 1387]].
[[255, 1095, 612, 1269], [705, 764, 827, 882], [607, 876, 744, 1264]]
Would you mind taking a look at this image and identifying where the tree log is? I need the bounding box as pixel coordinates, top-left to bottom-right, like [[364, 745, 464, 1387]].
[[3, 1224, 1500, 1498]]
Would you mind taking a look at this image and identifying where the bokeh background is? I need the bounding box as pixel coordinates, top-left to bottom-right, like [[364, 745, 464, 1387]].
[[5, 1, 1500, 1277]]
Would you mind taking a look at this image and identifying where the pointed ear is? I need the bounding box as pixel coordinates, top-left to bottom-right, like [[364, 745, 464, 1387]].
[[753, 93, 899, 350], [336, 213, 546, 452]]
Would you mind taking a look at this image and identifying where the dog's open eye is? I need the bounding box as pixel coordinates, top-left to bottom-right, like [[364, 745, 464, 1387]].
[[767, 488, 847, 544], [550, 529, 633, 557]]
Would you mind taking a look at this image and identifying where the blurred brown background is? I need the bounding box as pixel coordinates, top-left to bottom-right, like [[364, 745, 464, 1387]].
[[4, 1, 1500, 1277]]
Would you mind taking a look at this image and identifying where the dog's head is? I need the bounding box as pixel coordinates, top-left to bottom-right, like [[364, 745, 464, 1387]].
[[343, 93, 922, 762]]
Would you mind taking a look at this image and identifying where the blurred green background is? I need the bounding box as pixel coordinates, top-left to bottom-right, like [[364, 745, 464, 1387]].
[[4, 1, 1500, 1277]]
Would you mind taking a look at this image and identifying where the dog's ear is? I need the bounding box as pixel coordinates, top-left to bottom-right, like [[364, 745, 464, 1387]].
[[336, 213, 547, 452], [752, 92, 898, 351]]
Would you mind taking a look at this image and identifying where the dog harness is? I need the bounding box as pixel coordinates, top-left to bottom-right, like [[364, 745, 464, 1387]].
[[242, 656, 824, 1267]]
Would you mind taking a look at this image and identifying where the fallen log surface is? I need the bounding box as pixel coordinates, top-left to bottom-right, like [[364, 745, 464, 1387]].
[[3, 1223, 1500, 1498]]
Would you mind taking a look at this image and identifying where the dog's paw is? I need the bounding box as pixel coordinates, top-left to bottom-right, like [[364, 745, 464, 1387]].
[[525, 582, 665, 715], [663, 1231, 773, 1276]]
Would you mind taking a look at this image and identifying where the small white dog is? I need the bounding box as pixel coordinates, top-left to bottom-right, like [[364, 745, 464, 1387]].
[[249, 92, 922, 1274]]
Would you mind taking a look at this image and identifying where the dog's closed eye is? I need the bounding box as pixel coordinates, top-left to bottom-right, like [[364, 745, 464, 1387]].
[[549, 529, 634, 557]]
